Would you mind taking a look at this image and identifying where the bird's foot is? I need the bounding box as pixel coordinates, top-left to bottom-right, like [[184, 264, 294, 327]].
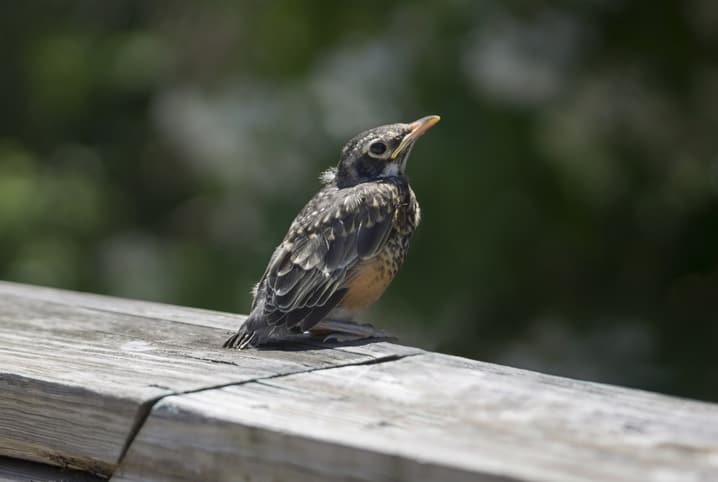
[[309, 320, 396, 344]]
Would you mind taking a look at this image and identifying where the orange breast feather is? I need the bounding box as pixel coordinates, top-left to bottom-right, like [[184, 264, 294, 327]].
[[340, 255, 395, 311]]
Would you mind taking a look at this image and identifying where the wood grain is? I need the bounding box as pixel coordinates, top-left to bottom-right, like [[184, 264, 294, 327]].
[[116, 353, 718, 482], [0, 280, 242, 330], [0, 282, 419, 476], [0, 456, 103, 482]]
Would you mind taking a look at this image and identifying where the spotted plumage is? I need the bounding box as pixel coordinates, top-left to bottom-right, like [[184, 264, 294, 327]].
[[224, 116, 439, 349]]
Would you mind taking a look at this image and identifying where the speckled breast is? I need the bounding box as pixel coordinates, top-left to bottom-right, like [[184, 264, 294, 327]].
[[339, 183, 420, 313]]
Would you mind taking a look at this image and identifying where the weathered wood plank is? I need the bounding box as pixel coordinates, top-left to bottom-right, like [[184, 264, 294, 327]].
[[5, 281, 718, 481], [0, 456, 103, 482], [0, 280, 242, 330], [115, 353, 718, 482], [0, 283, 419, 476]]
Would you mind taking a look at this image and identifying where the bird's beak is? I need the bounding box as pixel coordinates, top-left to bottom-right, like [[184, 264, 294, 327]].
[[391, 115, 441, 159]]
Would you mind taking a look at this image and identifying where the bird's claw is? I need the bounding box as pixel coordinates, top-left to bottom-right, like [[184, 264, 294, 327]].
[[310, 319, 397, 344], [321, 327, 396, 344]]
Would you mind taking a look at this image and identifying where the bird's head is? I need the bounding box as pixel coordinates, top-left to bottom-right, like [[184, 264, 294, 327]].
[[328, 115, 440, 188]]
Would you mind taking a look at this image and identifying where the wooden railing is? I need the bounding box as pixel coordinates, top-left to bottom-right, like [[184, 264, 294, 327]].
[[1, 281, 717, 481]]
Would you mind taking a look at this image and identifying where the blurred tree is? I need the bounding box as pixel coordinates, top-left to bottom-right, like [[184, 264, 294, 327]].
[[1, 0, 717, 400]]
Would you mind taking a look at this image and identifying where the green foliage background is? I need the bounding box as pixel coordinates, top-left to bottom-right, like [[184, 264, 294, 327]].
[[2, 1, 717, 400]]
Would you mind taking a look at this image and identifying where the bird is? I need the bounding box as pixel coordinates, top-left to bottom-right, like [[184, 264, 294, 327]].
[[223, 115, 440, 349]]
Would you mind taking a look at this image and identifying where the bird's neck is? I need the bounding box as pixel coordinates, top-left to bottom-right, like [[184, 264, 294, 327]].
[[335, 174, 409, 190]]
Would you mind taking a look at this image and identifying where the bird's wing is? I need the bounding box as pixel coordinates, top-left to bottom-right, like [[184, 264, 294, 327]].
[[259, 182, 399, 331]]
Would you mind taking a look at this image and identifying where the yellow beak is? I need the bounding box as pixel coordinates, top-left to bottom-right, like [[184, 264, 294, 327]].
[[391, 115, 441, 159]]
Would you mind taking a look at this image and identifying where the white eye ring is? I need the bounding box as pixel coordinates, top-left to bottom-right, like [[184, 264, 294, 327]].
[[368, 141, 389, 158]]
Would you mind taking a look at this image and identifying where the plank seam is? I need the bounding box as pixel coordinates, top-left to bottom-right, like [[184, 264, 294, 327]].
[[112, 351, 423, 477]]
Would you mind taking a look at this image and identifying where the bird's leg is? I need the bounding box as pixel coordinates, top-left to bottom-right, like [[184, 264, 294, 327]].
[[308, 320, 396, 343]]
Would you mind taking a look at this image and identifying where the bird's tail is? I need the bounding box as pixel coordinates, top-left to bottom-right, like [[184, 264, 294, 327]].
[[222, 327, 257, 349], [222, 310, 271, 349]]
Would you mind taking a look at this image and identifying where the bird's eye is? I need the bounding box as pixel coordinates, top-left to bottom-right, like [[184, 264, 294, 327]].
[[369, 142, 387, 156]]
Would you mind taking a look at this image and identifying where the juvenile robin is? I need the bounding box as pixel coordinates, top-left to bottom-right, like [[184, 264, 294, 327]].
[[223, 115, 440, 349]]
